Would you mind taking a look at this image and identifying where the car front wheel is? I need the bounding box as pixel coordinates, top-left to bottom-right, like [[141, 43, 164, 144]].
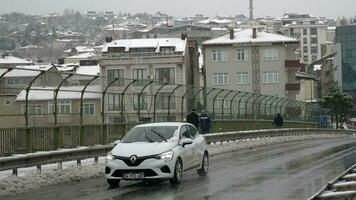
[[169, 158, 183, 185], [197, 152, 209, 176], [107, 179, 120, 187]]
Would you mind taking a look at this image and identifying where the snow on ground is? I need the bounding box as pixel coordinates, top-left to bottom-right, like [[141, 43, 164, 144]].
[[0, 133, 348, 197]]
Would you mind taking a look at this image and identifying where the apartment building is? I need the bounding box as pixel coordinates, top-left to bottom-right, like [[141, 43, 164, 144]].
[[100, 36, 199, 122], [279, 13, 328, 64]]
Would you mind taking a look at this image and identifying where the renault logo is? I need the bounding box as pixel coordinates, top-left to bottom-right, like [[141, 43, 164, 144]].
[[130, 155, 137, 164]]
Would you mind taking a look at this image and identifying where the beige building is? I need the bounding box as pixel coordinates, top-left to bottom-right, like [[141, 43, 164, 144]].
[[202, 28, 300, 99], [100, 36, 199, 122]]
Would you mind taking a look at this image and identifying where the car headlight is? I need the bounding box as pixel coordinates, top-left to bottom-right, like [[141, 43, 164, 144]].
[[107, 152, 115, 161], [159, 151, 174, 161]]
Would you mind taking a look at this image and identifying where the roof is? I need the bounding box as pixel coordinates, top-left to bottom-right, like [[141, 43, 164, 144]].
[[102, 38, 187, 53], [72, 65, 100, 80], [4, 65, 53, 77], [202, 29, 297, 46], [136, 122, 189, 127], [0, 56, 33, 65], [199, 18, 232, 24], [66, 52, 96, 59], [295, 71, 318, 80], [16, 85, 101, 101], [64, 46, 95, 53]]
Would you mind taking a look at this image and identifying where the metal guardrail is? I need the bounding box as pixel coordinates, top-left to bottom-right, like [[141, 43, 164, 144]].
[[0, 128, 355, 176], [308, 164, 356, 200]]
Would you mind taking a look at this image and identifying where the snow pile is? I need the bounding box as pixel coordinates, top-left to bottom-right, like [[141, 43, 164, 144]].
[[0, 133, 348, 197]]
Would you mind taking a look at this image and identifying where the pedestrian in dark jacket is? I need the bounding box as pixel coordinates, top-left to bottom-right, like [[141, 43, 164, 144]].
[[273, 113, 284, 128], [200, 110, 211, 134], [186, 109, 200, 129]]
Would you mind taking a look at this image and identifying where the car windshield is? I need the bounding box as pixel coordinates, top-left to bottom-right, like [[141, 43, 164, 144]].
[[122, 126, 179, 143]]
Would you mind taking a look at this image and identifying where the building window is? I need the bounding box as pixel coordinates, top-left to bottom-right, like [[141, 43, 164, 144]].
[[212, 49, 228, 62], [236, 49, 248, 61], [303, 55, 308, 62], [4, 99, 11, 105], [312, 55, 318, 61], [156, 92, 176, 110], [303, 29, 308, 35], [236, 72, 249, 84], [48, 101, 71, 114], [262, 49, 278, 61], [83, 103, 95, 115], [155, 68, 175, 85], [108, 93, 121, 111], [107, 69, 125, 87], [310, 28, 317, 35], [133, 93, 148, 110], [23, 104, 42, 115], [213, 73, 229, 85], [215, 98, 230, 108], [311, 47, 318, 54], [263, 72, 279, 84], [311, 37, 318, 44], [303, 38, 308, 44], [132, 68, 147, 86]]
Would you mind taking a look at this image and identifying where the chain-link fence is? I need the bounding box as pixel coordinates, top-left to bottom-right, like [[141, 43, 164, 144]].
[[0, 66, 321, 156]]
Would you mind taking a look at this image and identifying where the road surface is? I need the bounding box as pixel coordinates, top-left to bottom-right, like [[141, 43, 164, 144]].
[[5, 138, 356, 200]]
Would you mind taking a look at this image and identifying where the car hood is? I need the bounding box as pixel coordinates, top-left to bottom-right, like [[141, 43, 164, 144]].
[[111, 141, 178, 157]]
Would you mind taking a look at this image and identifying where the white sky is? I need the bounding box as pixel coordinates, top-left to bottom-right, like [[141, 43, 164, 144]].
[[0, 0, 355, 18]]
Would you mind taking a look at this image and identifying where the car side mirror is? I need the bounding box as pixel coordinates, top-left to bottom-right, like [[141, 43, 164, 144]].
[[180, 138, 193, 147]]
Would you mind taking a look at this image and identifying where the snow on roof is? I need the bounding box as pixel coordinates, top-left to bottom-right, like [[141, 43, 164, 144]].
[[66, 52, 96, 59], [328, 26, 336, 30], [313, 64, 322, 71], [0, 56, 33, 65], [72, 65, 100, 80], [16, 85, 101, 101], [4, 65, 53, 77], [199, 18, 232, 24], [64, 46, 95, 53], [203, 29, 297, 45], [102, 38, 187, 53]]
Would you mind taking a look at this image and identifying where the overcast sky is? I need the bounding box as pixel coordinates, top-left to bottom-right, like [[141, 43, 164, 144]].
[[0, 0, 354, 18]]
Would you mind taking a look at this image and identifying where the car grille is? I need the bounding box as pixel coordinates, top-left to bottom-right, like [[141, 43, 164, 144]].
[[114, 155, 158, 167], [112, 169, 158, 177]]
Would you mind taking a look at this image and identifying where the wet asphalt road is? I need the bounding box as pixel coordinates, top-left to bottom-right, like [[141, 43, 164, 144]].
[[5, 138, 356, 200]]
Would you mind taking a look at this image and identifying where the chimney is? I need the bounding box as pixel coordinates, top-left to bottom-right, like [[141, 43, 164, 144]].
[[229, 29, 234, 40], [181, 33, 188, 40], [105, 36, 113, 43], [252, 28, 257, 39]]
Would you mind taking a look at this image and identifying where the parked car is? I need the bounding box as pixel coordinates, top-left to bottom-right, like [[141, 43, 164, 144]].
[[105, 122, 209, 187]]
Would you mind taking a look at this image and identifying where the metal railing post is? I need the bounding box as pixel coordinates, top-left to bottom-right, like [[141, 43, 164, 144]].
[[279, 99, 290, 116], [79, 76, 99, 146], [263, 96, 275, 118], [137, 81, 154, 122], [251, 94, 263, 119], [181, 86, 195, 121], [153, 83, 168, 122], [238, 92, 249, 119], [212, 89, 225, 119], [191, 87, 205, 110], [274, 98, 285, 117], [245, 94, 256, 119], [167, 84, 182, 121], [120, 80, 137, 123], [230, 91, 241, 119], [204, 88, 217, 112], [221, 90, 234, 119], [257, 95, 269, 119]]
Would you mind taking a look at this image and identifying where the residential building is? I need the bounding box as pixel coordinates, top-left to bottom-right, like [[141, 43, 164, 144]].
[[202, 28, 300, 99], [202, 28, 305, 118], [279, 13, 328, 64], [0, 54, 33, 68], [100, 36, 199, 122]]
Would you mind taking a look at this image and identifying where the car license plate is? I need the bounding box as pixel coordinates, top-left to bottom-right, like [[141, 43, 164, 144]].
[[123, 172, 144, 180]]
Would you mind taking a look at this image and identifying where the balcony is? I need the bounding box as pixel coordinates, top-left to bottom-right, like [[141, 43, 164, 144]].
[[285, 60, 304, 69], [286, 83, 300, 91]]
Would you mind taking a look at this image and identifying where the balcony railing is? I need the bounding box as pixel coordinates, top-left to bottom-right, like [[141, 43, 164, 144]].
[[286, 83, 301, 91], [285, 60, 304, 69]]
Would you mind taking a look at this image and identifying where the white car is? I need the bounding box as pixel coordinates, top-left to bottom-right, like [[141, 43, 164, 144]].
[[105, 122, 209, 187]]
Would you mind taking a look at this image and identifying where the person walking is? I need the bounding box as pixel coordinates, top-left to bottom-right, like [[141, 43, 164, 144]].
[[200, 110, 211, 134], [273, 113, 284, 129], [186, 108, 200, 129]]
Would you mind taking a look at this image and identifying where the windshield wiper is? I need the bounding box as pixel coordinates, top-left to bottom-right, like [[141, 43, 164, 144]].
[[151, 128, 168, 142], [144, 129, 155, 143]]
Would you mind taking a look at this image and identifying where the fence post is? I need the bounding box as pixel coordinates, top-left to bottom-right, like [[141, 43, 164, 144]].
[[238, 92, 249, 119], [137, 81, 154, 122], [153, 83, 168, 122], [212, 89, 225, 119], [79, 76, 99, 146], [221, 90, 233, 119], [245, 94, 256, 119], [181, 86, 195, 121], [204, 88, 217, 113], [25, 128, 33, 153], [120, 80, 137, 122], [168, 84, 182, 121], [230, 91, 241, 119]]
